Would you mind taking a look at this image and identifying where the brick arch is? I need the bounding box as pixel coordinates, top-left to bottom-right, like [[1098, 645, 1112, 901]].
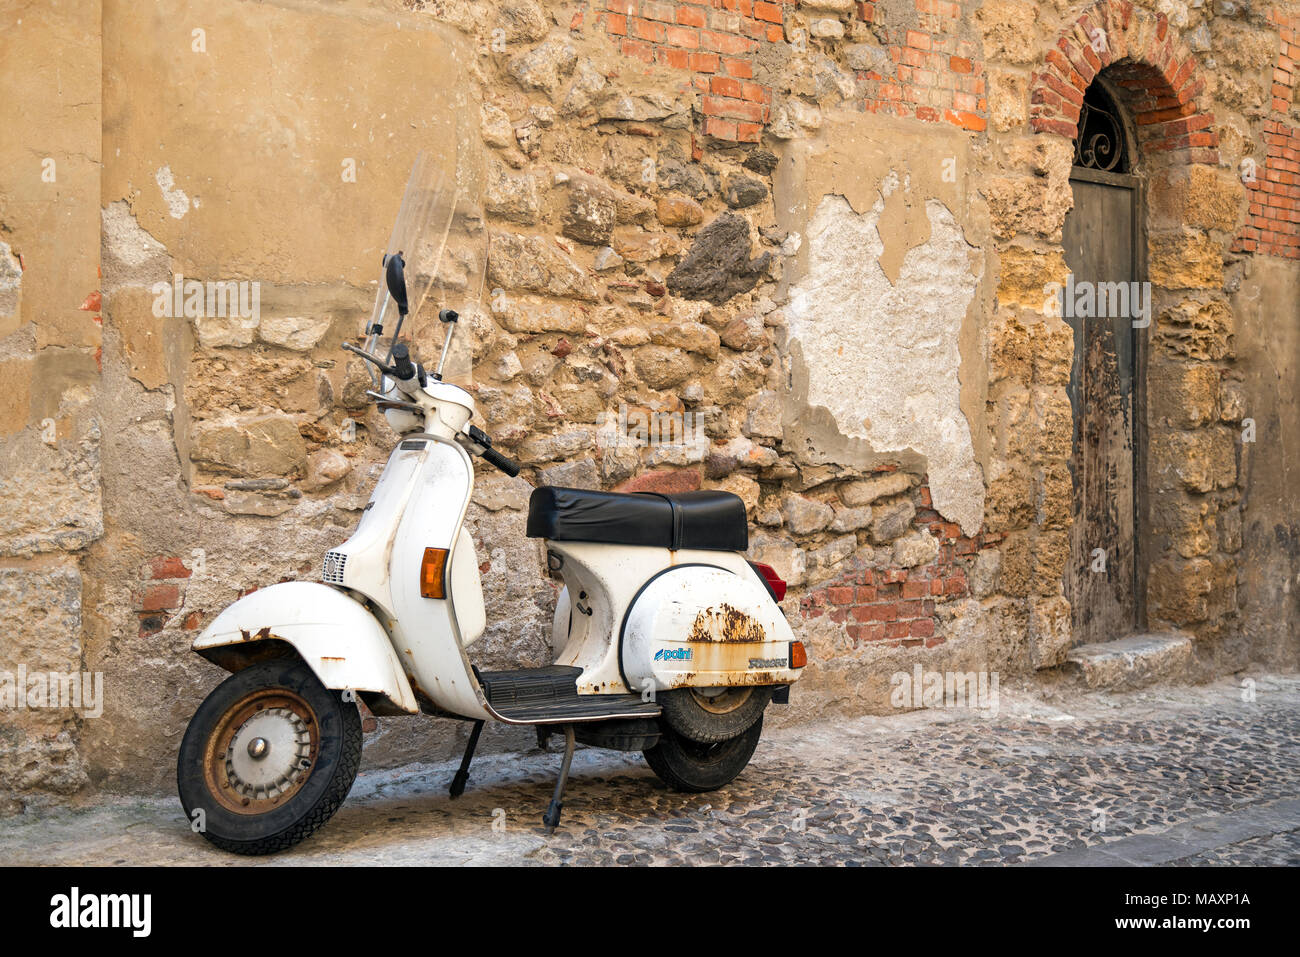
[[1029, 1, 1219, 166]]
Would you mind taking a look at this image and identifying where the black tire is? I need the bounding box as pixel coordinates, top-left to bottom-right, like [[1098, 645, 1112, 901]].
[[177, 659, 362, 856], [658, 685, 772, 743], [643, 714, 763, 792]]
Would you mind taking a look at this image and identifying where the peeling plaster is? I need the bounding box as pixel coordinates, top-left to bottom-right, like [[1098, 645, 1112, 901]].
[[154, 166, 190, 220], [788, 191, 985, 534]]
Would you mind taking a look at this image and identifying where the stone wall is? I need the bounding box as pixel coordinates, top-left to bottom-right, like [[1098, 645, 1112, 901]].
[[0, 0, 104, 811], [1, 0, 1297, 812]]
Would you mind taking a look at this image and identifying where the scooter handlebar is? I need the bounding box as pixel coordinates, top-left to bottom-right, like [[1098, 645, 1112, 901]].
[[467, 425, 520, 476], [342, 341, 415, 383], [481, 445, 521, 477], [390, 343, 417, 381]]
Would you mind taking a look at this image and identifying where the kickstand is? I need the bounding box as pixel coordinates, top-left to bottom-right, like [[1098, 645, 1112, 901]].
[[449, 719, 484, 798], [542, 725, 575, 834]]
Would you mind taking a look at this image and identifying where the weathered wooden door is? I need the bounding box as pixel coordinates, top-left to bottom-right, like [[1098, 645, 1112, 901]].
[[1062, 166, 1141, 645]]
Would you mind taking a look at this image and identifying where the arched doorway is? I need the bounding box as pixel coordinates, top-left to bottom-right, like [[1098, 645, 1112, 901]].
[[1062, 77, 1145, 645], [1022, 1, 1243, 663]]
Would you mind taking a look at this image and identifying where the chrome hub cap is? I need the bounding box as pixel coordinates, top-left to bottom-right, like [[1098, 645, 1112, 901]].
[[225, 707, 312, 803]]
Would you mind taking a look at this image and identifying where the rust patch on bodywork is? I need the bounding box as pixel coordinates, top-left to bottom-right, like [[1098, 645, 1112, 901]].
[[687, 603, 767, 643], [405, 672, 441, 715], [238, 626, 274, 642], [197, 637, 297, 674], [665, 639, 786, 688]]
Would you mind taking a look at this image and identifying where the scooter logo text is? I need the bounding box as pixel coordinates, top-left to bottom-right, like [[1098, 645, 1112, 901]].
[[653, 647, 692, 662]]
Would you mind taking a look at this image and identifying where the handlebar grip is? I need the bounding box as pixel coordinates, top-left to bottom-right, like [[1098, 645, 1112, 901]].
[[390, 343, 416, 381], [481, 445, 521, 477]]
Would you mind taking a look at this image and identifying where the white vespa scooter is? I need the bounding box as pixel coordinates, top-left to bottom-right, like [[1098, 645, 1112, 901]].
[[177, 156, 805, 854]]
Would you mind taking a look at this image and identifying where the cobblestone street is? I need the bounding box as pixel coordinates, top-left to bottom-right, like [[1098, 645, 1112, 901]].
[[4, 674, 1297, 866]]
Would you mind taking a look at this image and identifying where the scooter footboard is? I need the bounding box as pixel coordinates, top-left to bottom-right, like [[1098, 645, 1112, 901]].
[[621, 565, 801, 694], [193, 581, 419, 715]]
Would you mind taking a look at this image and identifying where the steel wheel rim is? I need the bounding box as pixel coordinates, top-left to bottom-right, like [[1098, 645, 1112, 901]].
[[202, 688, 319, 815], [689, 685, 753, 715]]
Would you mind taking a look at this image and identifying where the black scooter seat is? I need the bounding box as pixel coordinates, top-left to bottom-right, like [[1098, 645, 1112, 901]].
[[526, 486, 747, 552]]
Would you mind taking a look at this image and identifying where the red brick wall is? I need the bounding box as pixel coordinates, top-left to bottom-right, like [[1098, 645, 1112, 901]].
[[594, 0, 987, 141], [858, 0, 986, 130], [135, 555, 198, 638], [600, 0, 780, 142], [799, 483, 999, 650], [1233, 11, 1299, 259]]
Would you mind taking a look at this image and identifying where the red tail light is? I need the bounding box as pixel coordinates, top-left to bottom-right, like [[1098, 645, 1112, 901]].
[[749, 561, 787, 602]]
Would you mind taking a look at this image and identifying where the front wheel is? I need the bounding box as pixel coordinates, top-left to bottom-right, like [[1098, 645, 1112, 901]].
[[642, 715, 763, 793], [177, 659, 362, 855]]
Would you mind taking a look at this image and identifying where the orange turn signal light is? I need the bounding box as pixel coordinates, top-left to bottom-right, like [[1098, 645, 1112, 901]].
[[420, 547, 448, 599], [789, 641, 807, 669]]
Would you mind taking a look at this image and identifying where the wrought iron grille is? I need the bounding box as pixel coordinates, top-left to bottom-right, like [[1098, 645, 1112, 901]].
[[1074, 83, 1129, 173]]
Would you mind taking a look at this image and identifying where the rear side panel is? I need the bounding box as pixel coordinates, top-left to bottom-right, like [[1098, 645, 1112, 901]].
[[621, 565, 799, 693], [546, 542, 796, 694]]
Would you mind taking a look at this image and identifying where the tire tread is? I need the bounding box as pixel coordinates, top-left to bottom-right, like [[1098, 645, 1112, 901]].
[[177, 662, 363, 856], [643, 715, 763, 793], [201, 702, 361, 856]]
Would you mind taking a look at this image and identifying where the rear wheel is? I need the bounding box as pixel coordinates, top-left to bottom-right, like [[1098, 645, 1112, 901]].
[[177, 659, 362, 855], [642, 714, 763, 792], [658, 684, 772, 743]]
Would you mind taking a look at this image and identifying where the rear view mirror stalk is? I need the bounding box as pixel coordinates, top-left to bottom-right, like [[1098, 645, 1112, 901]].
[[432, 308, 458, 381]]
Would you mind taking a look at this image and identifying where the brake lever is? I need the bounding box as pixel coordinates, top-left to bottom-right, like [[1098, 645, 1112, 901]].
[[342, 342, 399, 378], [364, 390, 422, 413]]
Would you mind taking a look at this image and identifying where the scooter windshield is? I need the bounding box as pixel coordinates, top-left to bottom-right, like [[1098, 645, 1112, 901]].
[[367, 151, 485, 386]]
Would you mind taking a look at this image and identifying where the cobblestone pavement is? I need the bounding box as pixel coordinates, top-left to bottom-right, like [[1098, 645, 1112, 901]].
[[4, 674, 1297, 866]]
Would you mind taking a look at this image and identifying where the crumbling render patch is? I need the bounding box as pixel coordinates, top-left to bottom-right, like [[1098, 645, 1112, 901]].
[[0, 239, 21, 332], [0, 423, 104, 557], [788, 192, 984, 535], [101, 202, 169, 279]]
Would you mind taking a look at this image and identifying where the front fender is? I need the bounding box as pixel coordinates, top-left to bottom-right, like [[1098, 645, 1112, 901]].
[[193, 581, 419, 715]]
